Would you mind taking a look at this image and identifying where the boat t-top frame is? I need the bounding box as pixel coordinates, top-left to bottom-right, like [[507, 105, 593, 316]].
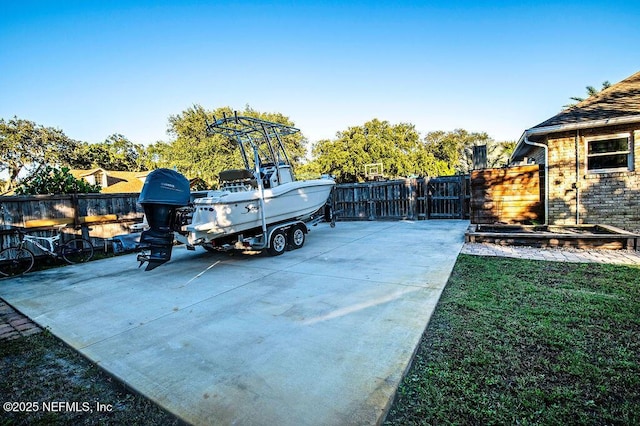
[[203, 112, 307, 251], [205, 111, 298, 175]]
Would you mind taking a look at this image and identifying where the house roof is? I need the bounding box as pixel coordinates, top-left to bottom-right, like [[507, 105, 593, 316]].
[[532, 70, 640, 130], [70, 168, 149, 193], [511, 70, 640, 161]]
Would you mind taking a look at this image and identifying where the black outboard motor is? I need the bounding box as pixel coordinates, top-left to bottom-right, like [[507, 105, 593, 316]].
[[137, 169, 190, 270]]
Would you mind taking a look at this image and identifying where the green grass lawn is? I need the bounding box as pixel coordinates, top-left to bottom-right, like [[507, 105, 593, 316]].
[[385, 254, 640, 425], [3, 254, 639, 425]]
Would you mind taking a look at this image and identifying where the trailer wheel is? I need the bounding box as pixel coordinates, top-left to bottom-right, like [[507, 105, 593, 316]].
[[324, 204, 333, 222], [267, 229, 287, 256], [288, 224, 306, 250], [202, 243, 216, 253]]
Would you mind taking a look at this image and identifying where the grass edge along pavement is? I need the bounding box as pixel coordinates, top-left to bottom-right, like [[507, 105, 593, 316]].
[[3, 253, 640, 425], [384, 254, 640, 425], [0, 309, 183, 426]]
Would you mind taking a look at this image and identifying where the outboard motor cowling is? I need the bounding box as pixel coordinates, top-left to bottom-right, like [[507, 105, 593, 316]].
[[137, 169, 190, 270]]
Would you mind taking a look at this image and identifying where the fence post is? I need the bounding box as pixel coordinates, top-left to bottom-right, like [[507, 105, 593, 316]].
[[406, 179, 414, 220], [367, 183, 375, 221], [426, 177, 432, 219], [71, 193, 80, 229], [458, 175, 465, 219], [415, 178, 425, 220]]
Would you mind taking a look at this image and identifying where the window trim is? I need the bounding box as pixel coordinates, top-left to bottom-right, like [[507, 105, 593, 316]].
[[585, 132, 633, 174]]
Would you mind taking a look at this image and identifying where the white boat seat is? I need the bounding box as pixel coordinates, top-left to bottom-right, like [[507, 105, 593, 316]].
[[219, 169, 255, 182]]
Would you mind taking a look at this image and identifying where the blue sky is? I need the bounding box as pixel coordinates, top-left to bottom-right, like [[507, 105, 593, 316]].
[[1, 0, 639, 147]]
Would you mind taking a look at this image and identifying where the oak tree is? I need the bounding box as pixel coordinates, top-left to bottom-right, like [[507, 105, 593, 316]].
[[0, 116, 78, 193]]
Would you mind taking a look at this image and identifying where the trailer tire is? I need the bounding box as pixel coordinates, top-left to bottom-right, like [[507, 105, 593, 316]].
[[324, 204, 333, 222], [288, 224, 306, 250], [267, 229, 287, 256], [202, 243, 216, 253]]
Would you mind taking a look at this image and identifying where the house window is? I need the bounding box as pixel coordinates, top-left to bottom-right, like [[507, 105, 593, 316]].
[[93, 171, 105, 187], [586, 133, 633, 173]]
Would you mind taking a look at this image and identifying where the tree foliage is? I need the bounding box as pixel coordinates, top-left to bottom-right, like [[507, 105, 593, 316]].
[[147, 105, 307, 188], [67, 134, 148, 171], [564, 80, 612, 109], [308, 122, 514, 183], [311, 119, 440, 183], [0, 117, 78, 193], [2, 111, 517, 193], [424, 129, 514, 174], [14, 166, 101, 195], [147, 105, 242, 187]]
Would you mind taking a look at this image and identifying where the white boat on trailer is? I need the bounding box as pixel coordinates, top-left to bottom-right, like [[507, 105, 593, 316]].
[[186, 176, 334, 251], [136, 113, 335, 269]]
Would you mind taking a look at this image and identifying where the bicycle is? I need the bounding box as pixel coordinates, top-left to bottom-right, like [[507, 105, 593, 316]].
[[0, 225, 94, 277]]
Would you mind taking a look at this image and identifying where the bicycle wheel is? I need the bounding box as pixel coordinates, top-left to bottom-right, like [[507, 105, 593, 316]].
[[61, 238, 94, 264], [0, 247, 35, 277]]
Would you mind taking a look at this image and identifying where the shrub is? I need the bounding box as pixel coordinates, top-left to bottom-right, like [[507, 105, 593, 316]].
[[15, 166, 101, 195]]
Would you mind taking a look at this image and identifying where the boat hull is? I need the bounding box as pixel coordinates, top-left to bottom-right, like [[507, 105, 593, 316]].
[[185, 179, 334, 244]]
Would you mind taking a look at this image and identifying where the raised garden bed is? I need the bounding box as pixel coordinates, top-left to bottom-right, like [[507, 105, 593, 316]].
[[465, 224, 639, 250]]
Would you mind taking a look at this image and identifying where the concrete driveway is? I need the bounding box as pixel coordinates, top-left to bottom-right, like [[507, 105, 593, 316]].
[[0, 220, 468, 425]]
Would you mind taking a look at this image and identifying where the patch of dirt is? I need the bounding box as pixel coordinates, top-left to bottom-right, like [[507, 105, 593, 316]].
[[1, 329, 184, 425]]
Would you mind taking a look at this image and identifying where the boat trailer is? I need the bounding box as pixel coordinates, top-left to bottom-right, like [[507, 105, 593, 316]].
[[135, 113, 336, 270]]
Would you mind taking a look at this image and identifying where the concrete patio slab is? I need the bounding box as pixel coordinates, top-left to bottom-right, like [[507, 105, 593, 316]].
[[0, 220, 468, 425]]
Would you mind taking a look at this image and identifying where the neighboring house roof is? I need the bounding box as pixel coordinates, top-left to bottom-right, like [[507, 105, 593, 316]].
[[511, 70, 640, 161], [70, 168, 149, 193]]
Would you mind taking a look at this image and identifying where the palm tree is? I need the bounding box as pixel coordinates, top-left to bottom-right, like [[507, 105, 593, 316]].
[[564, 81, 611, 109]]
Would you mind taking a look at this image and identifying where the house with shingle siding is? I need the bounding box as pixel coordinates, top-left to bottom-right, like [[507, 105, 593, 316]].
[[70, 169, 207, 193], [70, 168, 149, 193], [510, 70, 640, 233]]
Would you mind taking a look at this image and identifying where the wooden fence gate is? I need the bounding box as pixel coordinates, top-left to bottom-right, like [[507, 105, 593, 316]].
[[424, 175, 470, 219], [333, 175, 470, 221]]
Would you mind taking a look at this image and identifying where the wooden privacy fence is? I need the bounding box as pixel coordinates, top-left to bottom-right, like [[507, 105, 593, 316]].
[[470, 164, 544, 224], [426, 175, 470, 219], [1, 175, 474, 250], [333, 175, 470, 221], [0, 193, 144, 251]]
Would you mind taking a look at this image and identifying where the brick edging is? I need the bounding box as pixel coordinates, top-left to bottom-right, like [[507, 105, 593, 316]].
[[0, 298, 42, 341]]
